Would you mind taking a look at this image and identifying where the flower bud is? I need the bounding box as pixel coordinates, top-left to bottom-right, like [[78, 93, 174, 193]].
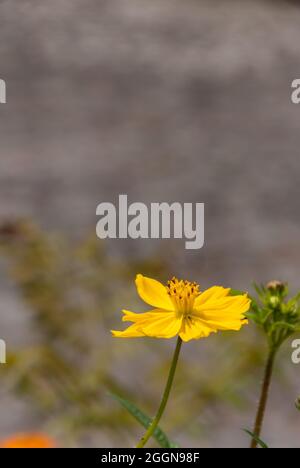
[[269, 296, 280, 308], [267, 281, 286, 295]]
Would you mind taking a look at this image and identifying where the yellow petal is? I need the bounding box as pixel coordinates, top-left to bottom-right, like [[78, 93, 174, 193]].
[[193, 288, 250, 333], [140, 313, 182, 338], [122, 309, 170, 323], [112, 309, 182, 339], [179, 316, 216, 342], [135, 274, 174, 311], [194, 286, 231, 307], [202, 318, 248, 331], [111, 323, 145, 338], [195, 295, 250, 317]]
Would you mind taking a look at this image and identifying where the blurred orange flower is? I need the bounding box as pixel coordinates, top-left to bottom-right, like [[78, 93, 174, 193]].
[[0, 433, 55, 448]]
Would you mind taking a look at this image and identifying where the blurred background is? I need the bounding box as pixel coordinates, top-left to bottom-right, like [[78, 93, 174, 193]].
[[0, 0, 300, 448]]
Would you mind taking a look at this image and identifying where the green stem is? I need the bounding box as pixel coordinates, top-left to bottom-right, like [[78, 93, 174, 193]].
[[136, 337, 182, 448], [250, 349, 276, 448]]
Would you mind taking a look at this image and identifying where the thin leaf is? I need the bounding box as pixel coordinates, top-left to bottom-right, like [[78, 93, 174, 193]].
[[109, 392, 179, 448], [243, 429, 269, 448]]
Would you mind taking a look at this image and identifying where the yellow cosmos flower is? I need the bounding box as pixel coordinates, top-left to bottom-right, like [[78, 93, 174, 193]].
[[112, 275, 250, 342]]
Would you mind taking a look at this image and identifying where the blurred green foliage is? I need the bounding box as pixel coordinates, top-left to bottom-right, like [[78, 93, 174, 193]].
[[0, 221, 295, 447]]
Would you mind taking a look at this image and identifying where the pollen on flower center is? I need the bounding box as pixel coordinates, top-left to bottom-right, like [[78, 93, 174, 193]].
[[166, 277, 200, 316]]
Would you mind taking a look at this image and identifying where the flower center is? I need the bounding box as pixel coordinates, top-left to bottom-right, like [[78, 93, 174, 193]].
[[166, 277, 200, 317]]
